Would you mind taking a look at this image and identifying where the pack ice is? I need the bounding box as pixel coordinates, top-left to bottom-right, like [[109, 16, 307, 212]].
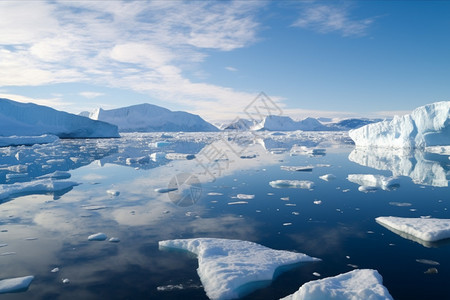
[[281, 269, 393, 300], [0, 98, 119, 138], [88, 103, 219, 132], [376, 216, 450, 242], [349, 101, 450, 148], [158, 238, 320, 300]]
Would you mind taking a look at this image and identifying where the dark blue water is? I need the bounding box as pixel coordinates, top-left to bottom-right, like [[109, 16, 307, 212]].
[[0, 135, 449, 299]]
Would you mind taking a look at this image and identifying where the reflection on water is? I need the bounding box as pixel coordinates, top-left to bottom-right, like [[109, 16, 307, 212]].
[[349, 147, 450, 187], [0, 132, 449, 299]]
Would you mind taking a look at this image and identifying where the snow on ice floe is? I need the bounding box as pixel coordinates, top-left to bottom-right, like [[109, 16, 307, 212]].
[[347, 174, 399, 192], [270, 180, 315, 189], [0, 179, 78, 200], [281, 166, 313, 172], [159, 238, 320, 300], [319, 174, 336, 181], [376, 216, 450, 243], [0, 275, 34, 294], [280, 269, 393, 300], [349, 147, 449, 187], [349, 101, 450, 149], [0, 98, 119, 138], [0, 134, 59, 147]]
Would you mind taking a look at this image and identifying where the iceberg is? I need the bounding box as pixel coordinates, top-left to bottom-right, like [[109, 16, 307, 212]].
[[376, 216, 450, 242], [89, 103, 219, 132], [270, 180, 315, 189], [0, 179, 78, 200], [349, 101, 450, 148], [281, 269, 393, 300], [0, 134, 59, 147], [0, 275, 34, 294], [0, 98, 119, 138], [159, 238, 320, 300], [347, 174, 399, 191]]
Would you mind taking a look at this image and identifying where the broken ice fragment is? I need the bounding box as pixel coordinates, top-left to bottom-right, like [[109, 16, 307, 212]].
[[269, 180, 314, 189]]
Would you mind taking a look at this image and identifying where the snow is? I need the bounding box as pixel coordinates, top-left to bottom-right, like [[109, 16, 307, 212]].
[[88, 233, 107, 241], [270, 180, 315, 189], [281, 269, 393, 300], [349, 101, 450, 148], [0, 134, 59, 147], [0, 179, 78, 200], [376, 216, 450, 242], [0, 98, 119, 138], [89, 103, 219, 132], [0, 275, 34, 294], [159, 238, 320, 300], [347, 174, 399, 191]]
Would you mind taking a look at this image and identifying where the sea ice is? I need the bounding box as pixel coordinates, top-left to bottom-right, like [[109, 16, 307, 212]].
[[280, 269, 393, 300], [349, 101, 450, 148], [270, 180, 315, 189], [0, 179, 78, 200], [376, 216, 450, 242], [0, 275, 34, 294], [159, 238, 320, 300]]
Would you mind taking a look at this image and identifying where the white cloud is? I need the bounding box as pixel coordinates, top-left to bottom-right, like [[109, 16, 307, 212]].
[[293, 4, 375, 37], [0, 1, 266, 121], [225, 66, 238, 72], [79, 92, 104, 99], [0, 93, 72, 109]]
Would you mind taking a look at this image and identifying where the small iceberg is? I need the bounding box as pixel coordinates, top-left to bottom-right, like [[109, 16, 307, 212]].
[[376, 216, 450, 243], [347, 174, 399, 191], [0, 275, 34, 294], [88, 233, 107, 241], [280, 166, 313, 172], [159, 238, 320, 300], [269, 180, 315, 189], [281, 269, 393, 300]]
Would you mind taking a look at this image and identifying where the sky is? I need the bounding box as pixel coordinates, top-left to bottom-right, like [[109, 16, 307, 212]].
[[0, 0, 449, 123]]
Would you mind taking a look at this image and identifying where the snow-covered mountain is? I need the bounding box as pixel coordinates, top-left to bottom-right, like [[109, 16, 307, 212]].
[[221, 118, 257, 130], [349, 101, 450, 148], [330, 118, 383, 130], [251, 115, 329, 131], [88, 103, 219, 132], [0, 98, 119, 138]]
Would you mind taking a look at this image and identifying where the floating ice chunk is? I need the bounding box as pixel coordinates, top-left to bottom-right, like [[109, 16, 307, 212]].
[[0, 275, 34, 294], [208, 192, 223, 196], [389, 202, 412, 207], [281, 166, 313, 172], [51, 268, 59, 273], [150, 141, 171, 148], [0, 135, 59, 147], [349, 101, 450, 149], [236, 194, 255, 200], [150, 152, 166, 161], [0, 179, 78, 200], [154, 187, 178, 193], [281, 269, 393, 300], [126, 155, 150, 165], [37, 171, 71, 180], [88, 233, 107, 241], [424, 268, 438, 274], [416, 259, 440, 266], [159, 238, 320, 300], [228, 201, 248, 205], [107, 189, 120, 197], [62, 278, 70, 284], [319, 174, 336, 181], [348, 174, 399, 191], [109, 237, 120, 243], [165, 153, 196, 160], [376, 216, 450, 242], [270, 180, 315, 189], [358, 186, 378, 193], [313, 200, 322, 205]]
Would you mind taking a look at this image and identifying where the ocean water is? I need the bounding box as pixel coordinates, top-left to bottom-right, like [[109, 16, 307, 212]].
[[0, 132, 449, 299]]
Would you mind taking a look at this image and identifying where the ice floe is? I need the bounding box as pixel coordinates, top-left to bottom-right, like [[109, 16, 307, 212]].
[[349, 101, 449, 149], [281, 269, 393, 300], [376, 216, 450, 242], [270, 180, 315, 189], [159, 238, 320, 300], [0, 179, 78, 200], [0, 275, 34, 294]]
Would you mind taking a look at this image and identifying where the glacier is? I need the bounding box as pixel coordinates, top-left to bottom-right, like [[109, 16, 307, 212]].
[[280, 269, 393, 300], [349, 101, 450, 148], [159, 238, 320, 300], [0, 98, 119, 138], [88, 103, 219, 132]]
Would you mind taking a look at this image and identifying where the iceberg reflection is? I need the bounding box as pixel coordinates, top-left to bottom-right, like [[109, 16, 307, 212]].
[[349, 147, 449, 187]]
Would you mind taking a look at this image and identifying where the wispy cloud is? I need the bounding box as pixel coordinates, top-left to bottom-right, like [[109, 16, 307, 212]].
[[292, 4, 375, 37], [225, 66, 238, 72], [79, 92, 104, 99], [0, 1, 266, 120], [0, 93, 72, 109]]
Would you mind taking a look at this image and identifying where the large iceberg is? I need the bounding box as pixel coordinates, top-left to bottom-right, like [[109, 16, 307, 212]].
[[89, 103, 219, 132], [281, 269, 393, 300], [376, 216, 450, 243], [349, 101, 450, 148], [0, 98, 119, 138], [158, 238, 320, 300]]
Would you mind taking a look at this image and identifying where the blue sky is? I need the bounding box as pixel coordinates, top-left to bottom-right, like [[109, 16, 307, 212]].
[[0, 1, 449, 123]]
